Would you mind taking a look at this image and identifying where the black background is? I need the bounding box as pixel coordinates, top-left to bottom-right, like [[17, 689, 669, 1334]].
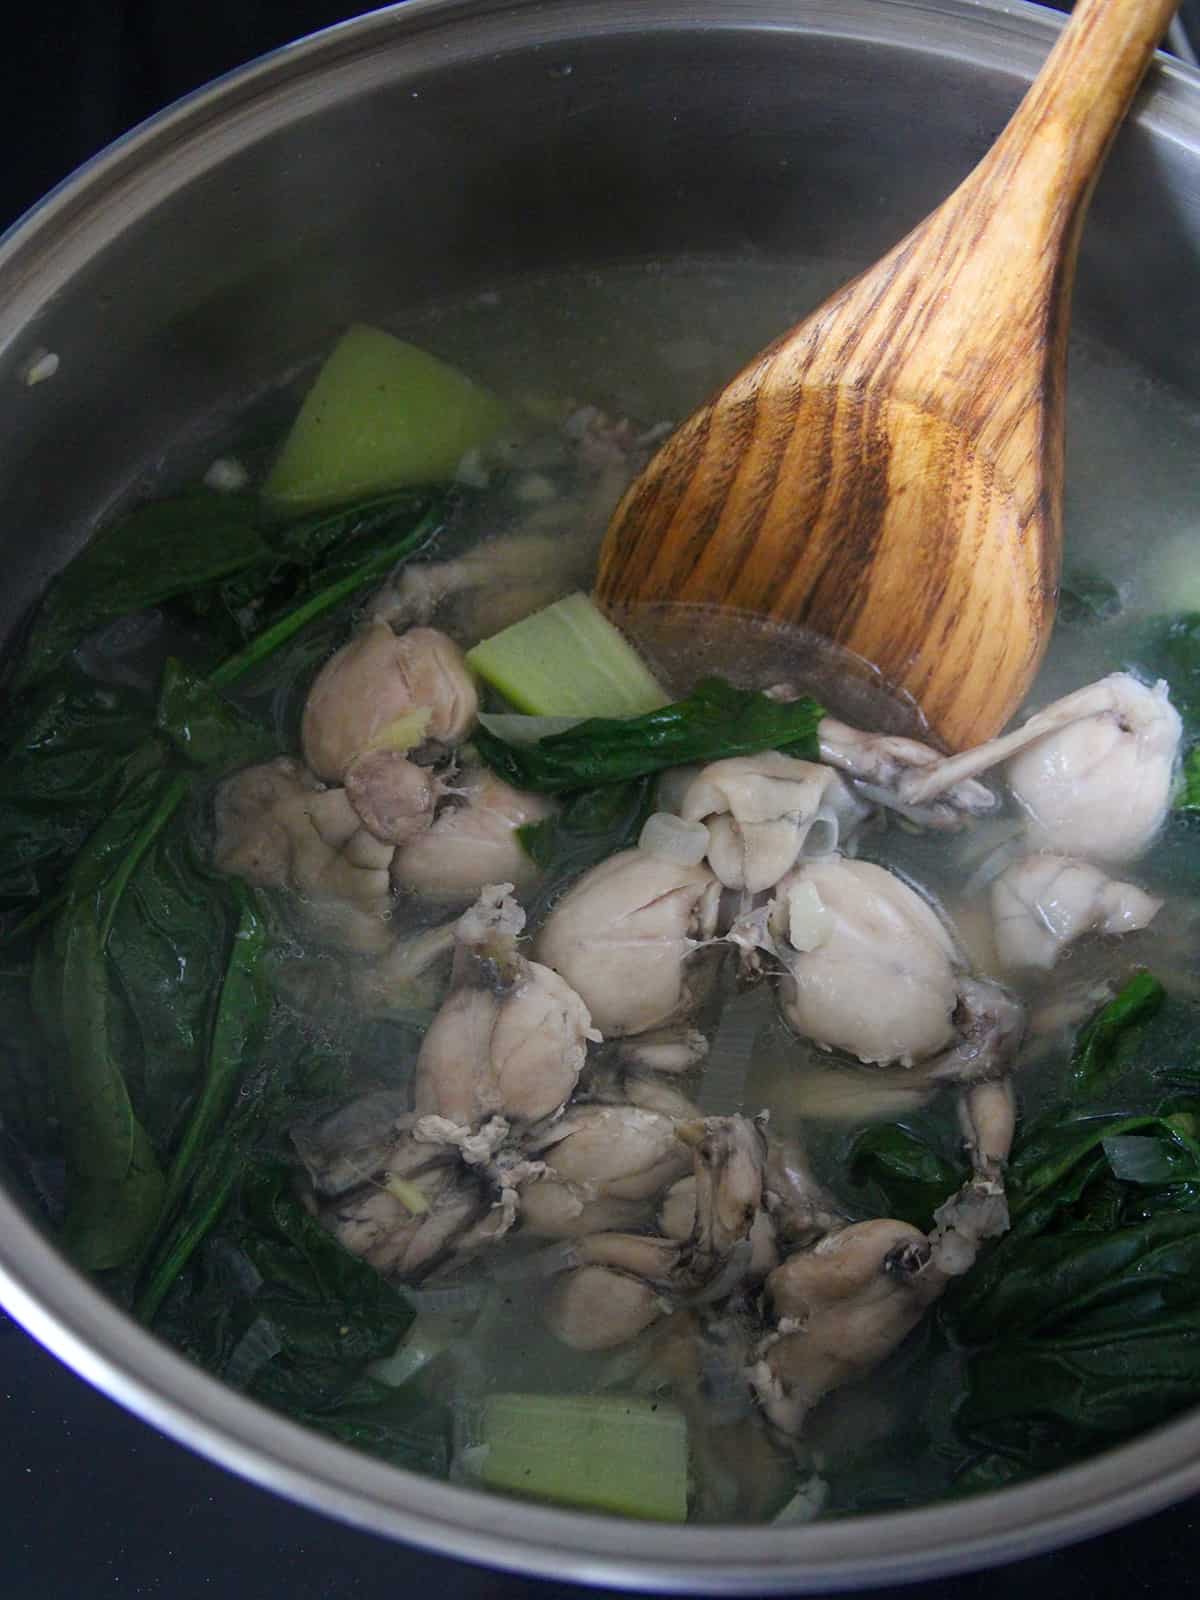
[[2, 3, 1199, 1596]]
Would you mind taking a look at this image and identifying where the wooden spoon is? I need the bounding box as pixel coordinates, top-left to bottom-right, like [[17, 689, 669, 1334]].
[[595, 0, 1180, 751]]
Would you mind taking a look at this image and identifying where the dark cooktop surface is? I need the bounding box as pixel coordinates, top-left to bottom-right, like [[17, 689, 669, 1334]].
[[2, 4, 1199, 1596]]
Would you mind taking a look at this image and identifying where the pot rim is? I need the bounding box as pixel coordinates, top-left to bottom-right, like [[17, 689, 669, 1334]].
[[2, 0, 1199, 1588]]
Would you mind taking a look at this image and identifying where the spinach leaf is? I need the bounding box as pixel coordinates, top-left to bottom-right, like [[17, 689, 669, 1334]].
[[150, 1160, 444, 1473], [0, 954, 57, 1153], [207, 501, 442, 691], [265, 490, 436, 573], [156, 887, 270, 1220], [180, 490, 437, 651], [105, 817, 237, 1148], [236, 1164, 416, 1367], [475, 678, 826, 794], [0, 673, 153, 908], [1070, 972, 1166, 1097], [60, 1121, 167, 1273], [135, 1074, 271, 1324], [137, 1019, 355, 1324], [517, 778, 655, 902], [847, 1124, 964, 1230], [943, 1075, 1200, 1485], [14, 478, 447, 699], [48, 899, 165, 1269], [955, 1210, 1200, 1448], [1102, 1126, 1200, 1185], [1058, 571, 1123, 629], [156, 658, 277, 771], [12, 492, 272, 692], [269, 1368, 449, 1473], [1177, 748, 1200, 814], [1123, 612, 1200, 737]]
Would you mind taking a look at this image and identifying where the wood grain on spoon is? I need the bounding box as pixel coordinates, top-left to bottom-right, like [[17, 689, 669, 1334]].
[[595, 0, 1180, 751]]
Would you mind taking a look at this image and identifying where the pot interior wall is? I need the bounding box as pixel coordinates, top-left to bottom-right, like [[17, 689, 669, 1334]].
[[1, 14, 1196, 649]]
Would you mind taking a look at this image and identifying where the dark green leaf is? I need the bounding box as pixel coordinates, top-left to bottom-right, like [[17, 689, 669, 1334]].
[[475, 678, 826, 794], [1118, 612, 1200, 739], [517, 778, 655, 899], [181, 490, 436, 650], [61, 1121, 166, 1272], [269, 1370, 450, 1474], [0, 673, 153, 907], [156, 657, 277, 771], [1070, 972, 1166, 1097], [0, 955, 57, 1151], [945, 1043, 1200, 1486], [1007, 1108, 1175, 1216], [136, 1021, 355, 1324], [265, 490, 435, 567], [49, 899, 165, 1268], [105, 816, 236, 1148], [1177, 747, 1200, 814], [149, 1159, 439, 1469], [157, 887, 271, 1219], [135, 1086, 268, 1324], [847, 1124, 964, 1230], [57, 901, 137, 1180], [1103, 1131, 1200, 1186], [208, 502, 443, 691], [12, 492, 271, 692], [1058, 571, 1122, 628]]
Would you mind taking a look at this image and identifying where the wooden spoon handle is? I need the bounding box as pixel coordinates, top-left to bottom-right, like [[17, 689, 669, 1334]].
[[962, 0, 1179, 254]]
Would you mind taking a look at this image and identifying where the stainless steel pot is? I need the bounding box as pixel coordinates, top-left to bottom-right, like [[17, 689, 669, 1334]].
[[1, 0, 1198, 1587]]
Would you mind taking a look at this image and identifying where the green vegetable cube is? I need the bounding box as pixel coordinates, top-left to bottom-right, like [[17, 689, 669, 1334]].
[[466, 592, 669, 717], [475, 1392, 688, 1521], [263, 324, 510, 514]]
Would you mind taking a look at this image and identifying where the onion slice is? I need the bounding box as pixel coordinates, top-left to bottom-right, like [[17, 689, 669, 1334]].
[[477, 712, 585, 744], [639, 811, 711, 865]]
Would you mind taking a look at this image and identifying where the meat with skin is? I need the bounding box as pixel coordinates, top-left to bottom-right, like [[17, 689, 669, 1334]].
[[542, 1115, 771, 1349], [320, 1161, 492, 1279], [302, 622, 477, 782], [516, 1184, 656, 1239], [524, 1104, 693, 1202], [390, 765, 554, 901], [899, 673, 1182, 864], [674, 752, 860, 894], [732, 856, 961, 1067], [816, 716, 998, 829], [539, 1263, 666, 1351], [729, 856, 1025, 1083], [748, 1220, 950, 1437], [659, 1176, 779, 1283], [928, 1077, 1016, 1276], [517, 1077, 701, 1237], [533, 848, 722, 1037], [413, 885, 598, 1129], [612, 1026, 710, 1075], [213, 757, 396, 953], [291, 1096, 427, 1198], [293, 1104, 504, 1283], [582, 1063, 703, 1123], [990, 853, 1162, 970], [344, 749, 442, 845], [674, 1115, 770, 1291]]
